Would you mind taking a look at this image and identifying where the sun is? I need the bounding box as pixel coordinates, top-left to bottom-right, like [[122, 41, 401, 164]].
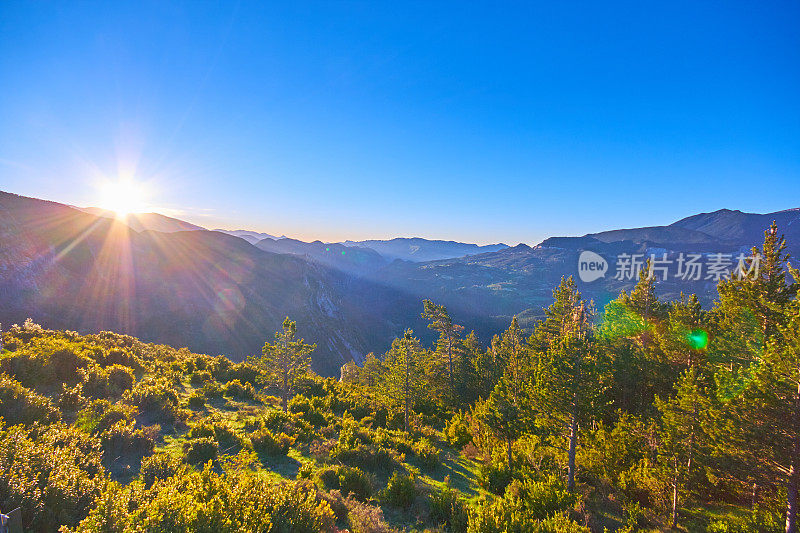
[[97, 180, 148, 218]]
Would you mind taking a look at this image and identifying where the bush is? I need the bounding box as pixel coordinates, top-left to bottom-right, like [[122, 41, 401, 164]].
[[302, 408, 327, 427], [251, 427, 293, 456], [224, 379, 257, 401], [0, 422, 104, 531], [317, 465, 372, 501], [101, 420, 157, 457], [263, 408, 293, 432], [478, 461, 513, 495], [187, 392, 206, 409], [183, 436, 218, 464], [202, 380, 224, 399], [76, 463, 336, 532], [344, 496, 393, 533], [190, 370, 212, 386], [125, 378, 180, 422], [707, 507, 783, 533], [297, 462, 315, 480], [338, 466, 372, 501], [58, 383, 86, 412], [90, 401, 137, 434], [413, 437, 441, 471], [289, 394, 312, 414], [140, 452, 183, 487], [381, 472, 417, 508], [318, 466, 341, 489], [189, 421, 243, 451], [0, 373, 59, 425], [429, 483, 469, 532], [468, 477, 580, 533], [446, 412, 472, 448], [82, 364, 135, 398], [98, 348, 141, 371]]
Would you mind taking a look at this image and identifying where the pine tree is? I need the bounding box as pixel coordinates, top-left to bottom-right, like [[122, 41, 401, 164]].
[[771, 298, 800, 532], [383, 329, 426, 432], [494, 317, 529, 404], [532, 276, 582, 350], [661, 293, 706, 370], [717, 221, 798, 351], [477, 375, 528, 467], [656, 367, 712, 528], [422, 300, 464, 403], [256, 317, 315, 412], [532, 282, 605, 492], [360, 352, 385, 388], [474, 335, 502, 401], [708, 224, 799, 530]]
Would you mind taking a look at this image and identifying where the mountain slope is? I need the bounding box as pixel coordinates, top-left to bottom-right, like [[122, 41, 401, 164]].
[[78, 207, 206, 233], [0, 191, 390, 375]]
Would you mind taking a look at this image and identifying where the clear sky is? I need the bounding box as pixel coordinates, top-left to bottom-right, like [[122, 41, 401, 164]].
[[1, 1, 798, 245]]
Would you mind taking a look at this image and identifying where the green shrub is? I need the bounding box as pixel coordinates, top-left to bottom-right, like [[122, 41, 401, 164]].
[[76, 463, 336, 532], [190, 370, 212, 386], [140, 452, 183, 487], [224, 379, 256, 401], [189, 421, 243, 451], [98, 348, 141, 371], [429, 483, 469, 532], [58, 382, 86, 412], [413, 438, 441, 471], [381, 472, 417, 508], [86, 400, 137, 434], [468, 477, 579, 533], [0, 422, 104, 531], [338, 466, 372, 501], [316, 465, 371, 501], [263, 408, 293, 432], [329, 442, 401, 472], [318, 466, 341, 489], [202, 380, 224, 399], [297, 462, 315, 480], [100, 420, 158, 457], [478, 461, 513, 495], [187, 392, 206, 409], [126, 378, 180, 422], [707, 507, 783, 533], [82, 364, 135, 398], [0, 373, 59, 425], [251, 427, 293, 456], [302, 407, 327, 427], [446, 412, 472, 448], [183, 436, 218, 464], [289, 393, 312, 414]]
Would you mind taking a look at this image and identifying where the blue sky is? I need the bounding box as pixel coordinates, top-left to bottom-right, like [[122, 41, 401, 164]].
[[1, 1, 798, 244]]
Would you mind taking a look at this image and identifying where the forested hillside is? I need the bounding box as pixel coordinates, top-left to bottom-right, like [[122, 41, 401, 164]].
[[2, 222, 799, 531]]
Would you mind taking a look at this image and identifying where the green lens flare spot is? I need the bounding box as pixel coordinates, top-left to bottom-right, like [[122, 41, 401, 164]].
[[687, 329, 709, 350]]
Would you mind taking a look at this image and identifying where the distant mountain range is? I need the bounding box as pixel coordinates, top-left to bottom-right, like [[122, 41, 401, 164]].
[[214, 229, 283, 244], [342, 237, 508, 262], [3, 190, 798, 375]]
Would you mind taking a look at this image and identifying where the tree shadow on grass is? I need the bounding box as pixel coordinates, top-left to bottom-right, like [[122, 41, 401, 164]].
[[424, 453, 481, 496]]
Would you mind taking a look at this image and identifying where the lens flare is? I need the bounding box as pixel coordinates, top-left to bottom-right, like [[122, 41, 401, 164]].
[[687, 328, 709, 350]]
